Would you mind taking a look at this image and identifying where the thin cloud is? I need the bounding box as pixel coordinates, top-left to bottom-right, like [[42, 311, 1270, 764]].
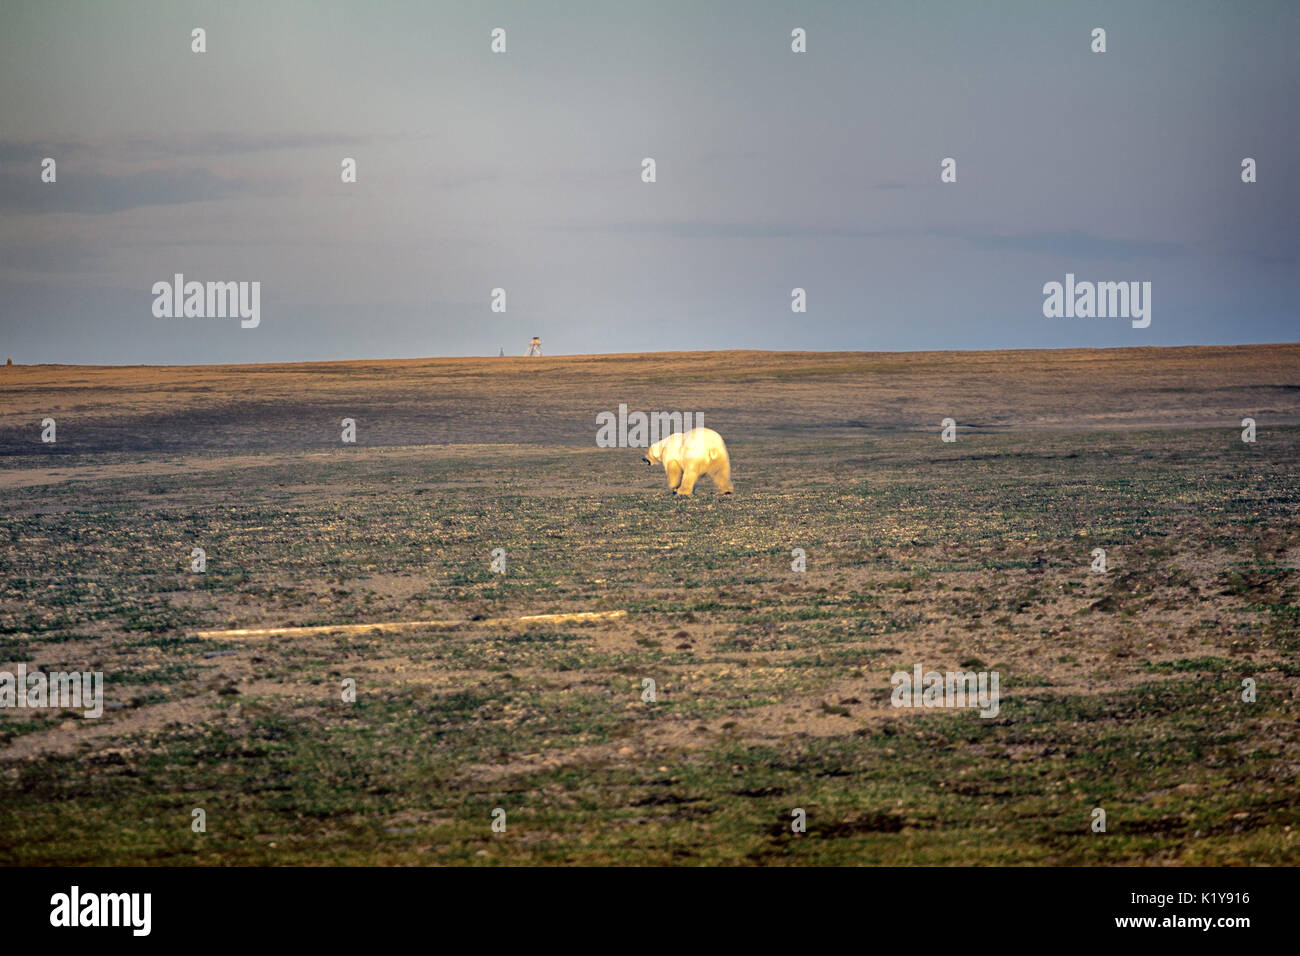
[[548, 219, 1188, 258], [0, 165, 289, 214]]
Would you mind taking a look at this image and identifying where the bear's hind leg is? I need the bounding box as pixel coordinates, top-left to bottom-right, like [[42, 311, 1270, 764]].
[[712, 458, 733, 495]]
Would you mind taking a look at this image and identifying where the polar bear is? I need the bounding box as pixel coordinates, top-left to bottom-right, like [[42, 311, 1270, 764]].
[[643, 427, 733, 496]]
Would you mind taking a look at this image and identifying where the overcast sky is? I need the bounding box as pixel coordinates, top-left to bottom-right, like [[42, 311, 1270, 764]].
[[1, 0, 1297, 364]]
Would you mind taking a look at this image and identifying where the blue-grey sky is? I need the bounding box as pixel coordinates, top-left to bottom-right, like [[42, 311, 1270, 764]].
[[1, 0, 1297, 364]]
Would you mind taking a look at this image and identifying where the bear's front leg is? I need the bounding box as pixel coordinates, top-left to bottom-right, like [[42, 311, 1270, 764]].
[[664, 461, 683, 491], [674, 464, 700, 496]]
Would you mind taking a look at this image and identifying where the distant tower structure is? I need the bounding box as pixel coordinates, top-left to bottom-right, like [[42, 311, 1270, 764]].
[[525, 336, 542, 357], [499, 347, 504, 357]]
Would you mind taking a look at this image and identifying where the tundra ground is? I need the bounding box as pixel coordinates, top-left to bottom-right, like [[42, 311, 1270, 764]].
[[1, 346, 1297, 864]]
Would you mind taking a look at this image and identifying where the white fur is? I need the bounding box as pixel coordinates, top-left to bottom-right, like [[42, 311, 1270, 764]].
[[642, 427, 733, 496]]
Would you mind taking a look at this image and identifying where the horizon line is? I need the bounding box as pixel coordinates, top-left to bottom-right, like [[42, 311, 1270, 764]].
[[3, 341, 1299, 372]]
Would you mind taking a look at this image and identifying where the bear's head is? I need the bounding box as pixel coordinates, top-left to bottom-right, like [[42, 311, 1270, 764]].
[[642, 439, 664, 467]]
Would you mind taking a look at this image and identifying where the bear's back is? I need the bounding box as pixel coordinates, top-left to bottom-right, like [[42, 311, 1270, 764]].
[[675, 427, 726, 459]]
